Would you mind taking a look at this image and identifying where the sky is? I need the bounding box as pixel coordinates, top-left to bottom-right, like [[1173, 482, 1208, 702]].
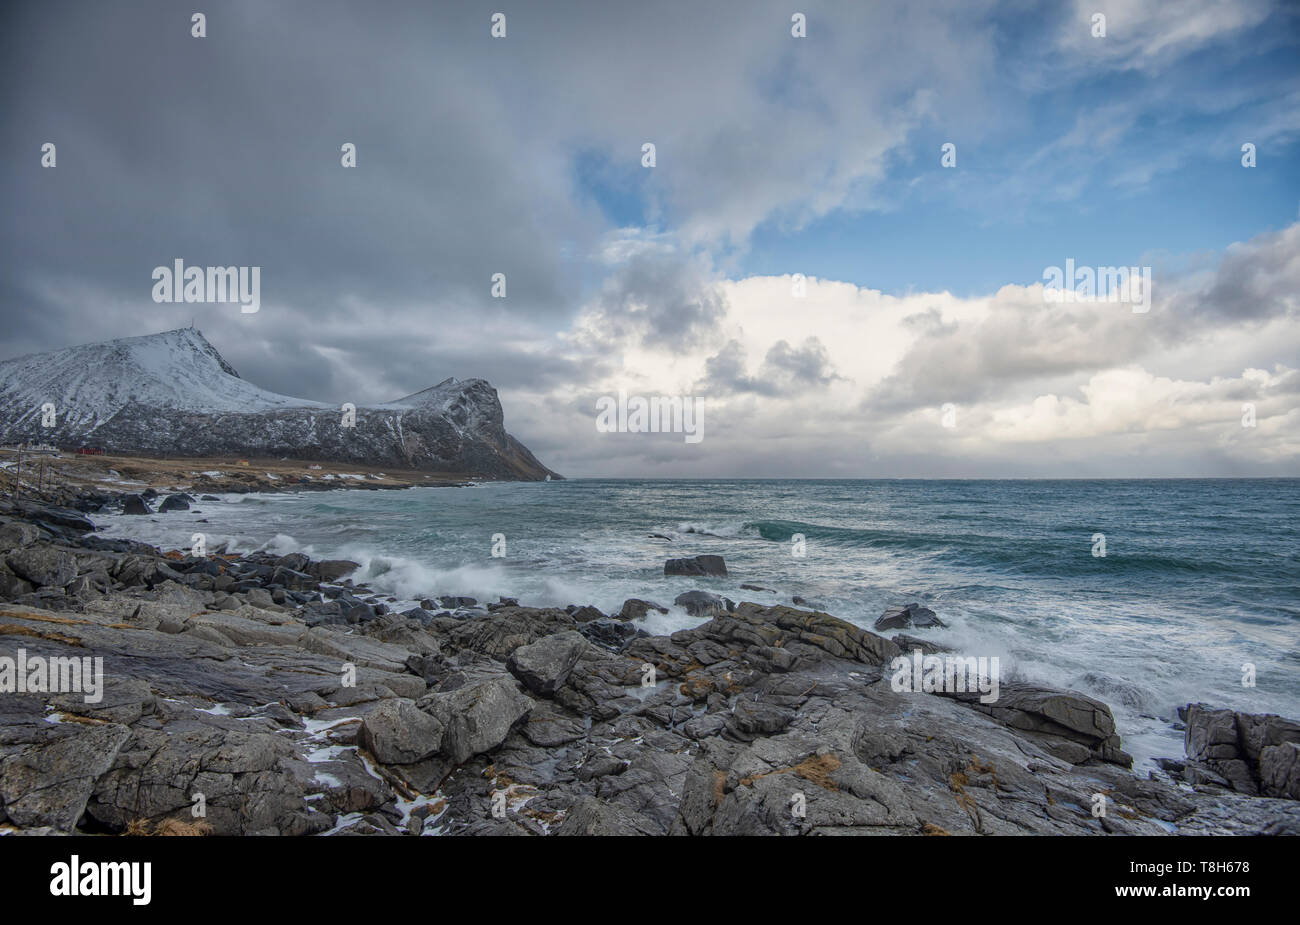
[[1, 0, 1298, 478]]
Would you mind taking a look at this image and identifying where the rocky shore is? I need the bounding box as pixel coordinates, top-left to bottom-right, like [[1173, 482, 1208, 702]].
[[1, 493, 1298, 836], [0, 449, 472, 507]]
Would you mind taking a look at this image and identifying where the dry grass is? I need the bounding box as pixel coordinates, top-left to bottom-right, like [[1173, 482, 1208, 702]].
[[948, 753, 999, 832], [712, 770, 728, 806], [125, 817, 213, 836], [0, 623, 83, 646], [0, 609, 134, 630], [739, 753, 842, 792]]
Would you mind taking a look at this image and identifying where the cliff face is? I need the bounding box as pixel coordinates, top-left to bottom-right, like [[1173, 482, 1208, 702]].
[[0, 328, 560, 480]]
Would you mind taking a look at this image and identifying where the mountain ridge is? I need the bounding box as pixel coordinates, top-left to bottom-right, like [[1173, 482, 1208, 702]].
[[0, 328, 560, 480]]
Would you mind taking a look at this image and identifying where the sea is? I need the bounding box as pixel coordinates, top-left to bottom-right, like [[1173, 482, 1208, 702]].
[[95, 477, 1300, 772]]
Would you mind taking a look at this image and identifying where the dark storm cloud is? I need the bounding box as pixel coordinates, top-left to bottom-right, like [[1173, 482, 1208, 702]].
[[580, 248, 728, 352], [1, 0, 997, 397], [701, 336, 840, 396], [0, 0, 599, 396], [1191, 225, 1300, 322]]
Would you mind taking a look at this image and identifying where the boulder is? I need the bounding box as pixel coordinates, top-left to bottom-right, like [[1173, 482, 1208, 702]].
[[1183, 704, 1300, 797], [14, 502, 95, 533], [274, 552, 311, 572], [158, 494, 191, 512], [358, 699, 446, 765], [419, 676, 535, 764], [873, 602, 946, 632], [568, 605, 605, 623], [311, 559, 360, 582], [791, 596, 827, 610], [664, 555, 728, 577], [507, 631, 589, 695], [942, 683, 1131, 767], [0, 722, 133, 830], [618, 598, 669, 621], [580, 619, 645, 650], [0, 562, 35, 598], [1261, 743, 1300, 800], [6, 545, 77, 588], [439, 596, 478, 609], [891, 634, 951, 655], [270, 566, 316, 591], [121, 494, 152, 515], [674, 590, 735, 617], [0, 522, 42, 550]]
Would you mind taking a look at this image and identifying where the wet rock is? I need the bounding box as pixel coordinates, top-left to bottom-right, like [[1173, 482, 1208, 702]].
[[942, 683, 1131, 768], [664, 555, 728, 577], [892, 634, 950, 655], [158, 493, 191, 512], [874, 602, 946, 631], [438, 596, 476, 609], [309, 559, 359, 582], [122, 494, 152, 515], [2, 489, 1296, 839], [274, 552, 311, 573], [791, 596, 828, 610], [13, 502, 95, 534], [617, 598, 668, 620], [271, 566, 316, 591], [579, 619, 644, 651], [674, 590, 735, 617]]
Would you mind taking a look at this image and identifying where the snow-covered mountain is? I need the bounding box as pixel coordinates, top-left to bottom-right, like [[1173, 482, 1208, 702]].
[[0, 328, 560, 480]]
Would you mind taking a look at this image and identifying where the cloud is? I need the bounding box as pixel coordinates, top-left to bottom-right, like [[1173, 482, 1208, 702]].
[[2, 1, 1297, 478], [701, 336, 842, 396], [544, 224, 1300, 476], [1054, 0, 1276, 74]]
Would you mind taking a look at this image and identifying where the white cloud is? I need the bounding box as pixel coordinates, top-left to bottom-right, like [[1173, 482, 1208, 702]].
[[530, 222, 1300, 477]]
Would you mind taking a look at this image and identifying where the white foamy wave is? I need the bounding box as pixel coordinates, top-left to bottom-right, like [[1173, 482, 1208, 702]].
[[344, 549, 513, 602], [674, 521, 747, 538], [255, 533, 318, 558]]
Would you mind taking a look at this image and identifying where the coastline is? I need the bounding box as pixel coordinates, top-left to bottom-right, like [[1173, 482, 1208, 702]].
[[0, 449, 477, 504], [1, 475, 1298, 835]]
